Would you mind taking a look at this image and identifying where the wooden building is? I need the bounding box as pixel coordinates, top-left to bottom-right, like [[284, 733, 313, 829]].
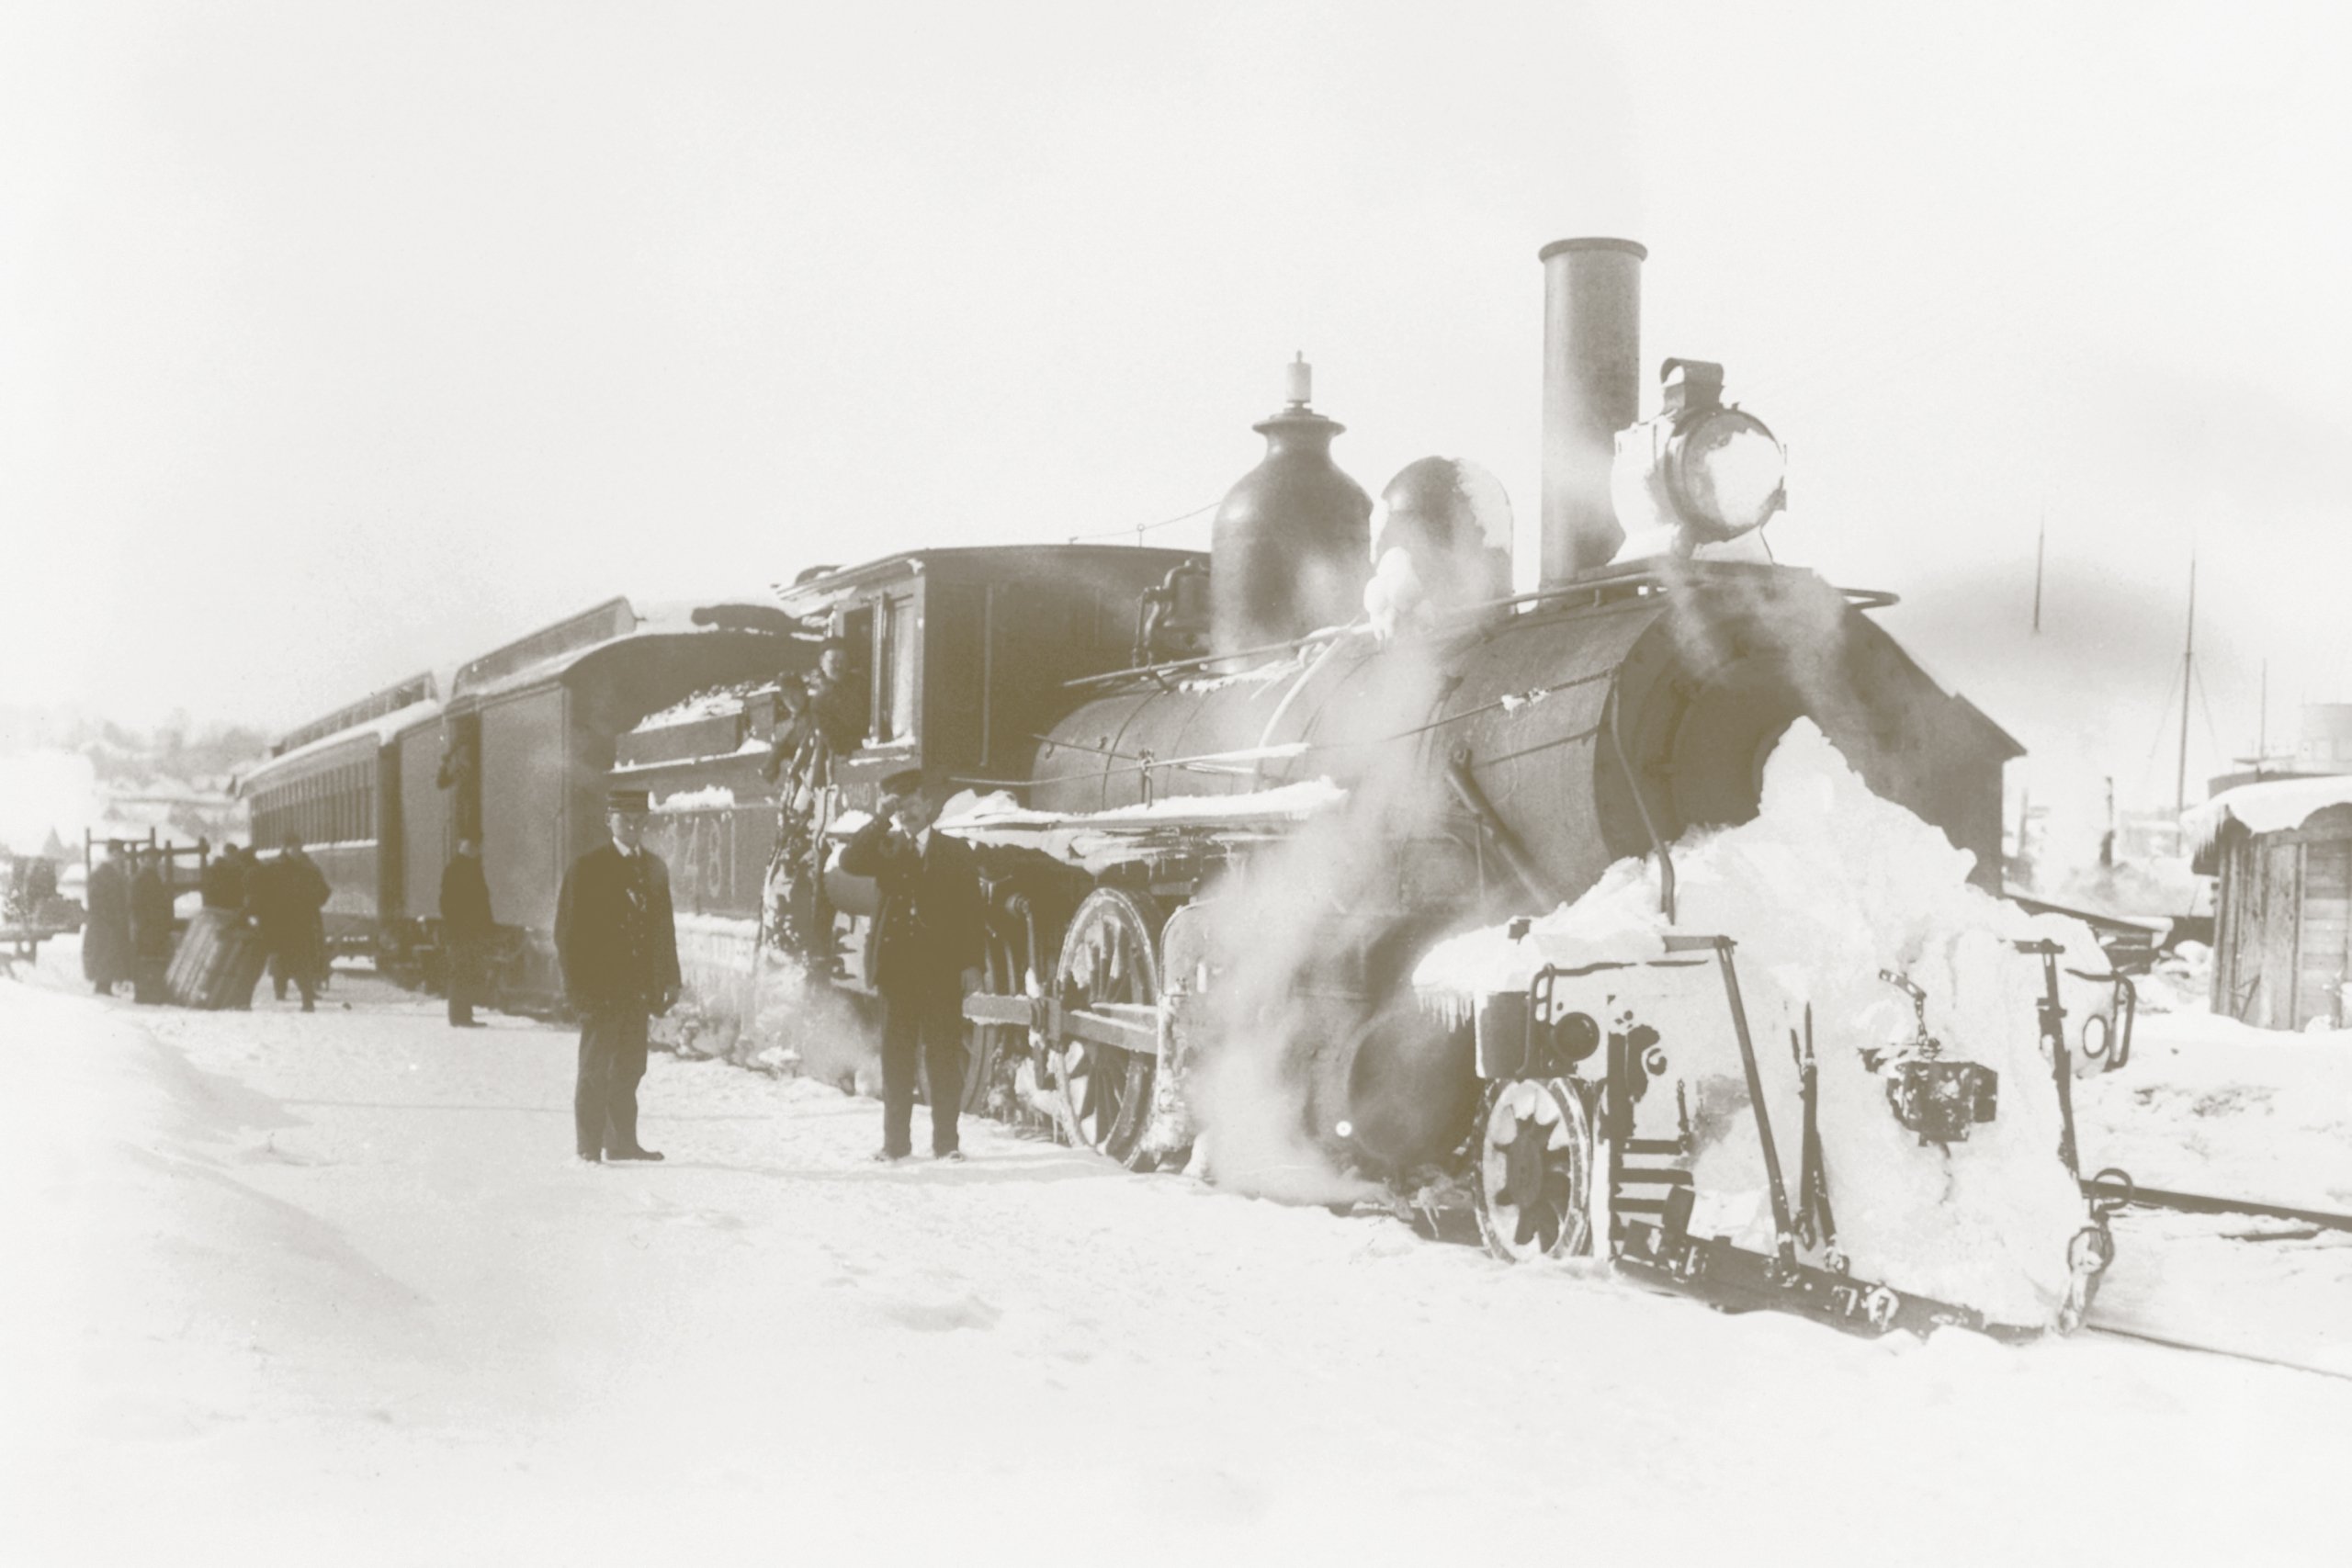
[[2191, 777, 2352, 1030]]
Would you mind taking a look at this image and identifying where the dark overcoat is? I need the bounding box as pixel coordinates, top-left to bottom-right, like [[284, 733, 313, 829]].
[[253, 852, 330, 971], [82, 860, 135, 984], [553, 844, 681, 1014], [200, 854, 247, 911], [838, 818, 985, 996], [130, 865, 175, 959], [439, 854, 494, 938], [254, 860, 329, 931]]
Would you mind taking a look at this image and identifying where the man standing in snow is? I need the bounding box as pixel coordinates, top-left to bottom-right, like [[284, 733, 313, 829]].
[[80, 845, 134, 996], [554, 789, 680, 1164], [128, 849, 175, 1005], [254, 836, 331, 1011], [439, 838, 493, 1028], [838, 768, 985, 1163]]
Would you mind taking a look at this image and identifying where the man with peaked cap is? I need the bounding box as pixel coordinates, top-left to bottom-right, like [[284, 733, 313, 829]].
[[838, 767, 986, 1161], [554, 787, 682, 1163]]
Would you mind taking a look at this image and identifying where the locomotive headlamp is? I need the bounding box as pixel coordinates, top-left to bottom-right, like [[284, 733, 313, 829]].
[[1667, 406, 1785, 539], [1611, 358, 1788, 555]]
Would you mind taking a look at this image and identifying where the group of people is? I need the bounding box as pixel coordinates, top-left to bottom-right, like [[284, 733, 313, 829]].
[[555, 764, 980, 1167], [81, 837, 331, 1009], [79, 844, 175, 1002], [69, 654, 977, 1171]]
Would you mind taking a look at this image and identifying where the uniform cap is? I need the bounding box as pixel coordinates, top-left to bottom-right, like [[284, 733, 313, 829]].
[[607, 787, 652, 814]]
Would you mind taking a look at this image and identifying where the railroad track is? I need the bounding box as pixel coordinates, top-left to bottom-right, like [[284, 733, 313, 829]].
[[2081, 1322, 2352, 1382], [2081, 1174, 2352, 1235], [2077, 1174, 2352, 1381]]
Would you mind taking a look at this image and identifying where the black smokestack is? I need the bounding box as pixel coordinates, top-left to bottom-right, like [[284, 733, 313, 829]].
[[1539, 237, 1645, 584]]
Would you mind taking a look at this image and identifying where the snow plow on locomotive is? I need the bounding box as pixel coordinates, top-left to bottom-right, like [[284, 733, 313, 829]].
[[628, 237, 2139, 1339]]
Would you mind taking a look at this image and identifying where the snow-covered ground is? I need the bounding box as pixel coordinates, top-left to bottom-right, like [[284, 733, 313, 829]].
[[4, 938, 2347, 1566]]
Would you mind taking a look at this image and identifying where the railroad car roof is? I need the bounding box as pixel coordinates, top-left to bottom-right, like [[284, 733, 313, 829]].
[[243, 697, 446, 791], [449, 597, 796, 703], [266, 671, 438, 758], [772, 544, 1204, 616]]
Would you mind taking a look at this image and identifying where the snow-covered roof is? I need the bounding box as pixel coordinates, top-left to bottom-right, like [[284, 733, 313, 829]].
[[631, 681, 779, 734], [450, 600, 794, 705], [2183, 773, 2352, 854], [653, 785, 740, 812]]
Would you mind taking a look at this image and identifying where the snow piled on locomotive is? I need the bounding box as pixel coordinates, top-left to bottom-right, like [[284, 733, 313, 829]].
[[1416, 718, 2109, 1328]]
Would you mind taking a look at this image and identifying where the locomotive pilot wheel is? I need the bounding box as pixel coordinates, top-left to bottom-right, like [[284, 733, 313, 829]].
[[1046, 886, 1165, 1169], [1475, 1077, 1594, 1263]]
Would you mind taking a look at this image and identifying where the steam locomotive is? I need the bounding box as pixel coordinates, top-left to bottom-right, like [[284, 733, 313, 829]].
[[254, 238, 2128, 1335]]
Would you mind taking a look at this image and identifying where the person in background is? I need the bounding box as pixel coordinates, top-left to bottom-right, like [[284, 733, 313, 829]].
[[439, 838, 493, 1028], [837, 768, 985, 1163], [254, 835, 330, 1011], [81, 844, 134, 997], [757, 678, 828, 956], [200, 843, 252, 911], [807, 636, 867, 756], [554, 788, 681, 1163], [759, 677, 819, 799], [128, 849, 174, 1005]]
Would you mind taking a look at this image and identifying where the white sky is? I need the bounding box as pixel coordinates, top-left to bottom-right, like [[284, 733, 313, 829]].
[[5, 1, 2348, 814]]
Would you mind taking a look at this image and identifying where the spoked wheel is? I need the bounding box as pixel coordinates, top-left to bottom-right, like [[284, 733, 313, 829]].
[[1475, 1077, 1594, 1262], [1045, 886, 1164, 1168], [961, 927, 1026, 1117]]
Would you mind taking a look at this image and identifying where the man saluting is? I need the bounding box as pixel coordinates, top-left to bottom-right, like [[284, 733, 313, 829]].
[[555, 788, 681, 1164], [839, 769, 985, 1163]]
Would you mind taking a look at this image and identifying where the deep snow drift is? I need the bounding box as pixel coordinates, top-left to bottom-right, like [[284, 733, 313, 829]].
[[1416, 721, 2126, 1327]]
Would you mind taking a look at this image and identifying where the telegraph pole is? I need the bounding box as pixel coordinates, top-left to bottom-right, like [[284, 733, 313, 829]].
[[2032, 513, 2045, 634], [2174, 550, 2197, 818]]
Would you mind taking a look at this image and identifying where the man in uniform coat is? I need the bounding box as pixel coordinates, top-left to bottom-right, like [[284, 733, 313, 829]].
[[81, 845, 134, 996], [838, 769, 985, 1162], [439, 838, 493, 1028], [554, 788, 681, 1163]]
